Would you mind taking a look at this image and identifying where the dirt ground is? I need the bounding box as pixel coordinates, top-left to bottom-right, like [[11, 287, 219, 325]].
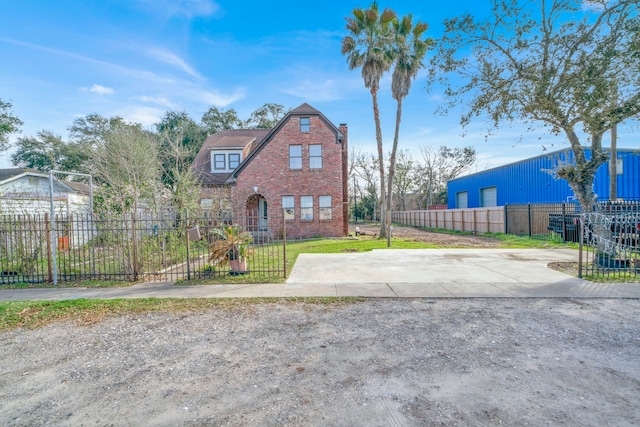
[[2, 225, 637, 426], [1, 299, 639, 426], [350, 223, 504, 247]]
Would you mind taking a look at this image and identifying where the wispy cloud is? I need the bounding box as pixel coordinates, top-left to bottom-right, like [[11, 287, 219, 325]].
[[133, 95, 178, 109], [282, 79, 344, 102], [143, 47, 200, 79], [199, 88, 246, 107], [85, 84, 114, 95], [135, 0, 219, 18]]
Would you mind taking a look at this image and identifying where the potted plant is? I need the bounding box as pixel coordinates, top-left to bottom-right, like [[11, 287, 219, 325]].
[[208, 225, 253, 275]]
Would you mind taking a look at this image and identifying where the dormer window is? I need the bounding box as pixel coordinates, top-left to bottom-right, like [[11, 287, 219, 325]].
[[300, 117, 310, 132], [229, 153, 240, 169], [211, 150, 242, 173]]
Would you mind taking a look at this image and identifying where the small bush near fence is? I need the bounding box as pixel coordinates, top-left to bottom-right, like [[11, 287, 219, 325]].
[[0, 210, 287, 285]]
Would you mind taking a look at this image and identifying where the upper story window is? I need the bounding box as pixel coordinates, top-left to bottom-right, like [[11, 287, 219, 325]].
[[300, 117, 310, 132], [309, 144, 322, 169], [213, 153, 226, 170], [289, 145, 302, 170], [228, 153, 241, 169], [211, 150, 242, 173]]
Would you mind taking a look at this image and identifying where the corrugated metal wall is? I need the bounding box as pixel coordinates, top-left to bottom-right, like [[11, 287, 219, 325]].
[[448, 149, 640, 208]]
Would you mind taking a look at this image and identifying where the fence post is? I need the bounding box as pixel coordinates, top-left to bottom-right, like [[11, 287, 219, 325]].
[[528, 204, 532, 237], [45, 213, 52, 282], [578, 216, 584, 279], [131, 212, 139, 281], [561, 203, 567, 242], [283, 209, 287, 279], [503, 205, 508, 234], [185, 209, 191, 281]]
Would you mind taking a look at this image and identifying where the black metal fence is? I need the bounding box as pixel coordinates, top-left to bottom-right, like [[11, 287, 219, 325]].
[[504, 203, 582, 242], [0, 209, 287, 284], [578, 207, 640, 280]]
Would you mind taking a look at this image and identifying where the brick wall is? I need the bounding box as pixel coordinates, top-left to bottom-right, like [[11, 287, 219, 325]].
[[233, 115, 346, 238]]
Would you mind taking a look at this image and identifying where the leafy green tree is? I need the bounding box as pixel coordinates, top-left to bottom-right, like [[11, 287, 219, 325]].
[[69, 113, 127, 149], [342, 2, 396, 237], [11, 130, 88, 173], [201, 103, 288, 134], [156, 111, 207, 187], [201, 106, 244, 135], [0, 99, 23, 151], [430, 0, 640, 211], [246, 103, 288, 128], [385, 14, 431, 245]]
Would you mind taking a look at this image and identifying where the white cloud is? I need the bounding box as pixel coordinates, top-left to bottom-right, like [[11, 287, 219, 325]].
[[199, 88, 246, 107], [88, 84, 114, 95], [119, 106, 165, 127], [134, 95, 178, 108], [144, 47, 200, 78]]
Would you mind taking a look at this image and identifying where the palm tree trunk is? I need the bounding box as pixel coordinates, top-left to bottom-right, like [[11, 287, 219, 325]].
[[386, 98, 403, 247], [371, 88, 387, 238]]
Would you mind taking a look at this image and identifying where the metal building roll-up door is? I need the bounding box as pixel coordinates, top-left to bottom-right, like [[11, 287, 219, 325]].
[[481, 186, 497, 207], [456, 192, 468, 209]]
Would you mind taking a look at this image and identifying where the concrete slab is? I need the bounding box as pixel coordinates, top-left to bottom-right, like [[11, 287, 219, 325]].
[[336, 283, 397, 297], [287, 248, 579, 285], [282, 284, 337, 297], [390, 283, 456, 298]]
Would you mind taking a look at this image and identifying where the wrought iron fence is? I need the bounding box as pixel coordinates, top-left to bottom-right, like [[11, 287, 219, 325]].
[[0, 209, 287, 284], [578, 210, 640, 280], [504, 203, 582, 242]]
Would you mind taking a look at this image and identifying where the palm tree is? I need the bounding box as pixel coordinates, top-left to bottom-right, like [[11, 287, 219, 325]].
[[342, 2, 396, 237], [385, 15, 431, 246]]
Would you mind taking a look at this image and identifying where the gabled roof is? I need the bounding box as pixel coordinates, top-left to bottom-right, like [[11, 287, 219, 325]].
[[191, 103, 345, 186], [227, 103, 344, 183], [192, 129, 270, 185], [0, 168, 46, 184], [0, 168, 78, 194]]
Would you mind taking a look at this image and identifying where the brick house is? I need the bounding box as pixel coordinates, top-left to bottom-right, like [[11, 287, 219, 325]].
[[192, 103, 348, 239]]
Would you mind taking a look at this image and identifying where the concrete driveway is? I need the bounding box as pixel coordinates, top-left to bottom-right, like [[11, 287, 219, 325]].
[[285, 248, 640, 298], [288, 248, 576, 284]]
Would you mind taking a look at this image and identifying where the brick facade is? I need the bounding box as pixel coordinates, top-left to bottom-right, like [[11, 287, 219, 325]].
[[193, 104, 348, 239]]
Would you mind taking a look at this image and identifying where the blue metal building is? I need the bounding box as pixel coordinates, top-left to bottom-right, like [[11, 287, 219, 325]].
[[447, 148, 640, 209]]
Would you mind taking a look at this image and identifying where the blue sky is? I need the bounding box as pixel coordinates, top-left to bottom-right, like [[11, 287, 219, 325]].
[[0, 0, 632, 171]]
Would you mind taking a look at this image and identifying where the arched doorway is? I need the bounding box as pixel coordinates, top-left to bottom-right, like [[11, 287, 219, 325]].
[[246, 194, 268, 231]]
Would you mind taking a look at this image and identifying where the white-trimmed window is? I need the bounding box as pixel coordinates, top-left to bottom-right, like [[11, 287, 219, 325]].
[[300, 117, 310, 132], [319, 195, 332, 220], [200, 198, 213, 208], [289, 145, 302, 170], [282, 196, 295, 220], [229, 153, 241, 169], [309, 144, 322, 169], [211, 150, 242, 173], [213, 154, 226, 170], [300, 196, 313, 220]]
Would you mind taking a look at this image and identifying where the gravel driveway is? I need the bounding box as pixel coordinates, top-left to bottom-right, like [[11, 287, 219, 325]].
[[2, 298, 639, 426]]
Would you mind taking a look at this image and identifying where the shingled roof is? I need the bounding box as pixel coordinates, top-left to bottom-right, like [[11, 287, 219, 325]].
[[192, 128, 270, 185], [191, 103, 344, 186]]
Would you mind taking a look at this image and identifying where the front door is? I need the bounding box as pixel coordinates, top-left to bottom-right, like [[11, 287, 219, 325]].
[[258, 197, 268, 231]]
